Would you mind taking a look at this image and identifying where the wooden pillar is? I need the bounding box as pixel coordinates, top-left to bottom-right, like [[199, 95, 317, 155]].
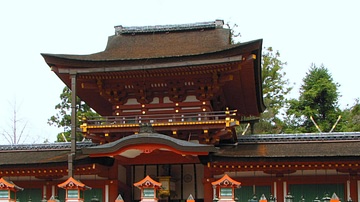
[[250, 122, 255, 134], [350, 177, 358, 202], [276, 177, 284, 202], [69, 72, 77, 178], [272, 181, 277, 200], [203, 166, 213, 202], [343, 174, 358, 202]]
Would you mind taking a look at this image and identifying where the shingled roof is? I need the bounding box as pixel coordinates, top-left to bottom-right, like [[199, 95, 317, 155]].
[[42, 20, 234, 61], [0, 142, 96, 166], [2, 133, 360, 167], [212, 132, 360, 162]]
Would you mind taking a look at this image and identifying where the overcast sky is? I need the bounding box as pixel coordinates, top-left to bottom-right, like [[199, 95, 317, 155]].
[[1, 0, 359, 144]]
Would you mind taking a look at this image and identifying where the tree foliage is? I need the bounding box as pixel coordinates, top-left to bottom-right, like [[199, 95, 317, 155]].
[[252, 47, 292, 134], [285, 64, 341, 133], [340, 99, 360, 132], [48, 86, 99, 142]]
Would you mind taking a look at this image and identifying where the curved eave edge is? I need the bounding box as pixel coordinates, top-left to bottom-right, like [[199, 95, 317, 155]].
[[40, 39, 263, 65], [252, 40, 266, 114], [81, 135, 217, 156]]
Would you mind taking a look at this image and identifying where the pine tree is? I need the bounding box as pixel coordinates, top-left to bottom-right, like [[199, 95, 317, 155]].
[[285, 64, 341, 133]]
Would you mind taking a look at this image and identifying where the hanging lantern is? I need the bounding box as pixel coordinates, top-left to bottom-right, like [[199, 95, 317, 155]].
[[321, 193, 331, 202], [91, 195, 100, 202], [313, 196, 321, 202], [285, 192, 294, 202], [269, 194, 276, 202], [158, 176, 172, 197], [248, 195, 258, 202]]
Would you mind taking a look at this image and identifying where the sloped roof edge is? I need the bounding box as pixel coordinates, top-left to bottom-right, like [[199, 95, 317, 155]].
[[82, 132, 217, 156], [41, 39, 262, 64]]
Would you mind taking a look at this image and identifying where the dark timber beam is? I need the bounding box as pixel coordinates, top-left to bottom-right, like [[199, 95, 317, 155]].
[[69, 72, 77, 177]]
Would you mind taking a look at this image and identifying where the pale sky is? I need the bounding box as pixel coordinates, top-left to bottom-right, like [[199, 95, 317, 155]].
[[0, 0, 359, 144]]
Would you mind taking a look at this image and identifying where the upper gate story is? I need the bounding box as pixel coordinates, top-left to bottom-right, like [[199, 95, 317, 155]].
[[41, 20, 265, 145]]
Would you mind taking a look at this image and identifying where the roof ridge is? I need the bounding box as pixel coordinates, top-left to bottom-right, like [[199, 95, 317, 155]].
[[114, 20, 224, 35], [237, 132, 360, 143], [0, 141, 97, 151]]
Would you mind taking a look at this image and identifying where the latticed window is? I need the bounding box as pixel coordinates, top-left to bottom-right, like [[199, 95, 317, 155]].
[[143, 188, 154, 198], [220, 188, 233, 197], [67, 190, 79, 198], [0, 190, 9, 199]]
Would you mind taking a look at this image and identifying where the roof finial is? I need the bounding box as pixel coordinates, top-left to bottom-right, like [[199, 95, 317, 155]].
[[139, 123, 155, 133]]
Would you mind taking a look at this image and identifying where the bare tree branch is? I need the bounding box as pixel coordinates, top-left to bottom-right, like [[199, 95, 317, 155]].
[[1, 98, 29, 145]]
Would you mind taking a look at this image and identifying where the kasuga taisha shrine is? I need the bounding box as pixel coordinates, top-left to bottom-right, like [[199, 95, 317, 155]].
[[1, 20, 360, 202]]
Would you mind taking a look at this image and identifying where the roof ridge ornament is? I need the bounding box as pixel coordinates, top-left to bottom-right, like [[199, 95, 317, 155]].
[[139, 123, 155, 133], [114, 20, 224, 35]]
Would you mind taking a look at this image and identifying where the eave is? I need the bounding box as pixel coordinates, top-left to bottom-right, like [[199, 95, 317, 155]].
[[41, 39, 265, 116]]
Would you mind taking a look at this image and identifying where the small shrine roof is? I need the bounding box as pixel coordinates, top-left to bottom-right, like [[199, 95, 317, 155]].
[[58, 177, 91, 190], [211, 173, 241, 187], [133, 175, 161, 188], [0, 177, 23, 191]]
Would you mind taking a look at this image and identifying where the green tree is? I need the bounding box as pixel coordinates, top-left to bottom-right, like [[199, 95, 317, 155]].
[[228, 23, 292, 134], [340, 99, 360, 132], [48, 86, 99, 142], [254, 47, 292, 134], [285, 64, 341, 133]]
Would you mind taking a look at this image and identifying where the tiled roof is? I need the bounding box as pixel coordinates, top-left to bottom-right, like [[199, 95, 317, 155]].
[[0, 142, 97, 166], [3, 132, 360, 166], [237, 132, 360, 143], [0, 142, 96, 151], [214, 132, 360, 159]]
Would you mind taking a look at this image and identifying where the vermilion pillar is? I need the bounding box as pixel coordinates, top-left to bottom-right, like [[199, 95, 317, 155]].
[[203, 166, 213, 202]]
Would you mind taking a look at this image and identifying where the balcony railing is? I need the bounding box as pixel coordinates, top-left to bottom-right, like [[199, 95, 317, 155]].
[[84, 110, 238, 126]]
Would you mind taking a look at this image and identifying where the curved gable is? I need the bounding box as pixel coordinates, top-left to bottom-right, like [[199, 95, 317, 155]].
[[82, 132, 216, 158]]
